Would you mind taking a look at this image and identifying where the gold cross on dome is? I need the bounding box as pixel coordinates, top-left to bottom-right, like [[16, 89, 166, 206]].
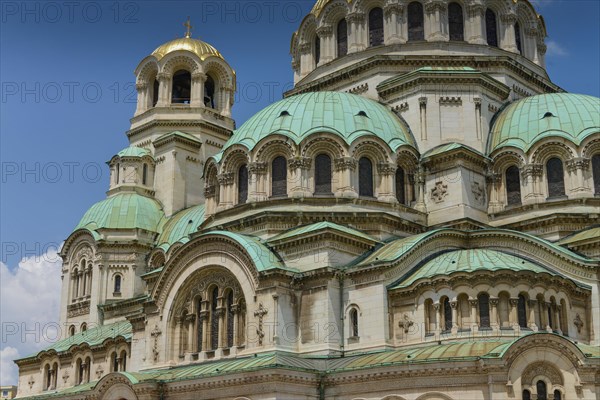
[[184, 16, 192, 38]]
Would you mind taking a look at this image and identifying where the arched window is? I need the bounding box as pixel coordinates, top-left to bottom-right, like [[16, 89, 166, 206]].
[[76, 358, 84, 385], [553, 390, 562, 400], [424, 299, 436, 335], [152, 79, 159, 107], [205, 75, 216, 109], [546, 157, 566, 198], [359, 157, 374, 197], [369, 8, 384, 47], [337, 19, 348, 57], [560, 299, 568, 336], [81, 323, 87, 332], [486, 9, 498, 47], [196, 297, 203, 352], [448, 3, 464, 41], [210, 287, 219, 350], [84, 357, 91, 383], [120, 350, 127, 371], [315, 35, 321, 66], [271, 156, 287, 197], [52, 362, 58, 389], [315, 154, 332, 195], [536, 380, 547, 400], [592, 154, 600, 194], [506, 166, 522, 205], [237, 299, 246, 346], [442, 297, 452, 332], [349, 308, 359, 337], [142, 163, 148, 185], [44, 364, 51, 390], [226, 291, 234, 348], [116, 163, 120, 184], [114, 274, 121, 294], [69, 325, 75, 337], [478, 293, 490, 329], [111, 351, 118, 372], [515, 21, 523, 53], [518, 294, 528, 328], [73, 268, 79, 299], [523, 390, 531, 400], [396, 167, 406, 204], [238, 164, 248, 204], [172, 70, 191, 104], [408, 2, 424, 41]]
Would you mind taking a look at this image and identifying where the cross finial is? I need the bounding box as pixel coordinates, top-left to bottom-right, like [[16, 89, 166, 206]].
[[184, 16, 192, 38]]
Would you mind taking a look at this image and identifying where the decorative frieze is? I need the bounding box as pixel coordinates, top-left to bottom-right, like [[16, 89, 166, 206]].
[[345, 83, 369, 95], [67, 300, 90, 318], [392, 102, 409, 113], [439, 96, 462, 106]]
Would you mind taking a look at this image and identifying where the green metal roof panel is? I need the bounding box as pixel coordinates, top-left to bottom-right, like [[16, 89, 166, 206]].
[[156, 130, 202, 144], [488, 93, 600, 153], [391, 249, 571, 289], [22, 321, 132, 359], [557, 226, 600, 246], [157, 204, 205, 250], [116, 146, 151, 158], [74, 193, 165, 234], [269, 221, 379, 244], [216, 92, 416, 158]]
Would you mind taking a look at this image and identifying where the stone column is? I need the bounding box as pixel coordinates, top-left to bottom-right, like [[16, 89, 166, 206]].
[[317, 25, 334, 64], [216, 173, 234, 211], [419, 97, 428, 141], [186, 314, 196, 354], [221, 87, 233, 118], [334, 158, 358, 198], [433, 303, 441, 336], [525, 26, 538, 61], [521, 164, 544, 205], [384, 3, 405, 44], [299, 42, 312, 77], [288, 157, 312, 198], [217, 304, 226, 349], [135, 81, 147, 115], [190, 71, 206, 108], [567, 158, 591, 198], [500, 13, 519, 53], [555, 304, 562, 334], [156, 72, 171, 107], [469, 299, 479, 333], [528, 299, 538, 331], [377, 163, 397, 203], [450, 301, 458, 334], [489, 298, 499, 330], [425, 1, 448, 42], [414, 167, 427, 212], [231, 305, 240, 347], [536, 40, 547, 69], [466, 4, 486, 44], [474, 97, 482, 140], [347, 13, 366, 53], [487, 172, 503, 213], [200, 309, 209, 352], [510, 298, 519, 330], [248, 162, 268, 202], [204, 185, 217, 217]]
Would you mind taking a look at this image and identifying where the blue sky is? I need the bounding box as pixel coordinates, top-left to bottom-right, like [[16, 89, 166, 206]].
[[0, 0, 598, 387]]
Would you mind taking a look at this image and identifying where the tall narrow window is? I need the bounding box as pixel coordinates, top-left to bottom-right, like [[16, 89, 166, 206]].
[[196, 297, 203, 352], [114, 275, 121, 293], [515, 22, 522, 53], [518, 294, 528, 328], [77, 359, 84, 385], [536, 381, 547, 400], [448, 3, 464, 41], [69, 325, 75, 337], [479, 293, 490, 328], [337, 19, 348, 56], [546, 157, 565, 198], [238, 164, 248, 204], [592, 154, 600, 194], [172, 70, 191, 104], [315, 154, 332, 195], [226, 291, 234, 348], [315, 35, 321, 66], [350, 308, 359, 337], [120, 350, 127, 371], [111, 352, 118, 372], [271, 156, 287, 197], [44, 364, 51, 390], [116, 163, 120, 184], [560, 299, 568, 336], [152, 79, 159, 107], [486, 9, 498, 47], [142, 163, 148, 185], [369, 8, 384, 47], [210, 287, 219, 350], [523, 390, 531, 400], [359, 157, 374, 197], [205, 75, 216, 108], [506, 166, 522, 205], [408, 2, 424, 41], [81, 323, 87, 332], [442, 298, 452, 332], [396, 167, 406, 204], [52, 362, 58, 389], [553, 390, 562, 400]]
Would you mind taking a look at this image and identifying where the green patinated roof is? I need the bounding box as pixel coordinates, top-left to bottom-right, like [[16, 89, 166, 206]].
[[557, 226, 600, 246], [157, 204, 205, 250], [391, 249, 560, 289], [25, 321, 132, 359], [116, 146, 151, 158], [268, 221, 379, 244], [155, 130, 202, 145], [421, 142, 485, 159], [75, 193, 165, 234], [214, 91, 416, 162], [488, 93, 600, 153]]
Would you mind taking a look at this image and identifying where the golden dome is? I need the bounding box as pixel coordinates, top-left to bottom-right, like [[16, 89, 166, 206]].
[[151, 37, 224, 61]]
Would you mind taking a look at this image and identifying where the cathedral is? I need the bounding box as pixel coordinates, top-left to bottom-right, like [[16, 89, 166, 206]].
[[14, 0, 600, 399]]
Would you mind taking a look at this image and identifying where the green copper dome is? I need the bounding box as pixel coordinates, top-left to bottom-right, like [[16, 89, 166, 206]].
[[488, 93, 600, 153], [75, 193, 165, 234], [157, 204, 205, 250], [216, 91, 416, 159], [116, 146, 152, 158]]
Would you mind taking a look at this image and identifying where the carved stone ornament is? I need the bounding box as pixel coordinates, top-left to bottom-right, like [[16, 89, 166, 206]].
[[254, 303, 269, 346], [151, 325, 162, 362], [398, 314, 414, 334], [471, 181, 485, 203], [431, 182, 448, 203], [574, 314, 584, 334], [522, 362, 563, 386]]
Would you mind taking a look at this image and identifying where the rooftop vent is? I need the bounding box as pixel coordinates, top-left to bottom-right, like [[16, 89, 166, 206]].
[[356, 111, 369, 118], [279, 111, 291, 117], [542, 112, 555, 119]]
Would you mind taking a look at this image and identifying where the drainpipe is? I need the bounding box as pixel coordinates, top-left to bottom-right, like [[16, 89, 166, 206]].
[[318, 372, 326, 400]]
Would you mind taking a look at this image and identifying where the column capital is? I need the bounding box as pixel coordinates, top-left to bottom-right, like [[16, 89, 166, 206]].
[[334, 157, 357, 171], [501, 12, 518, 24], [248, 162, 267, 175], [316, 25, 333, 38], [192, 71, 207, 83], [156, 72, 171, 81], [288, 157, 312, 170], [377, 162, 397, 175], [217, 172, 234, 185], [346, 12, 365, 24]]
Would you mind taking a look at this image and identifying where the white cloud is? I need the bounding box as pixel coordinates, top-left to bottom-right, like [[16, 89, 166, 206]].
[[0, 247, 62, 386], [546, 40, 568, 57]]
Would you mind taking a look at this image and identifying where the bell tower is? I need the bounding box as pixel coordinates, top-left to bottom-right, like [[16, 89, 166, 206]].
[[128, 20, 236, 216]]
